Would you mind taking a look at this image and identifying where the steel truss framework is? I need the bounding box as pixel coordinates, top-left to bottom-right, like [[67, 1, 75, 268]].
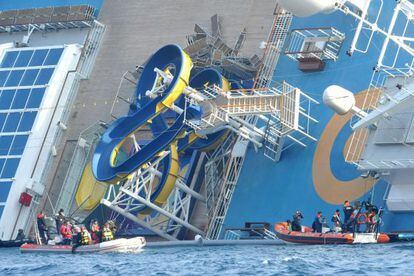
[[100, 5, 319, 241]]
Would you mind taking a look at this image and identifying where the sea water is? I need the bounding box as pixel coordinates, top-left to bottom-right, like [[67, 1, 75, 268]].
[[1, 243, 413, 275]]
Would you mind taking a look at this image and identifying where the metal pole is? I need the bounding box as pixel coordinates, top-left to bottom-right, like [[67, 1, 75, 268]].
[[101, 199, 177, 241]]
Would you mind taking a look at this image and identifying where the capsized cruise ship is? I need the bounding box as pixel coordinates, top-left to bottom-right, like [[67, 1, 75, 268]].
[[0, 0, 414, 242]]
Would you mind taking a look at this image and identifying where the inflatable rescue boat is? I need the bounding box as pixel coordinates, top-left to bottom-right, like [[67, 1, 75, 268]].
[[274, 222, 390, 245], [20, 237, 146, 254]]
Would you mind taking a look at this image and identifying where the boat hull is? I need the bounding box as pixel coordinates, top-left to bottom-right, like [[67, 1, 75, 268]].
[[274, 223, 353, 245]]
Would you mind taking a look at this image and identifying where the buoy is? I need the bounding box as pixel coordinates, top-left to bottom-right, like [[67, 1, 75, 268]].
[[377, 233, 390, 244]]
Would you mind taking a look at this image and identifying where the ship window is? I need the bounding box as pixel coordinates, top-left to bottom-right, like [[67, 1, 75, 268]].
[[0, 159, 4, 174], [18, 112, 37, 132], [5, 70, 24, 87], [3, 113, 22, 132], [11, 89, 30, 109], [1, 158, 20, 178], [14, 51, 34, 68], [0, 182, 12, 202], [26, 88, 45, 109], [35, 68, 54, 85], [0, 89, 15, 110], [43, 48, 64, 66], [0, 51, 18, 68], [9, 135, 28, 155], [0, 71, 10, 87], [0, 136, 13, 156], [20, 69, 40, 86], [29, 49, 49, 66]]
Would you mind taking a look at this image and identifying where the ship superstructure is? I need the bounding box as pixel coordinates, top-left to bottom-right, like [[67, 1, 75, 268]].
[[0, 3, 104, 240]]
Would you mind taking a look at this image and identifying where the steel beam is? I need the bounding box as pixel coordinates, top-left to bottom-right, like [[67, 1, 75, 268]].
[[101, 199, 177, 241]]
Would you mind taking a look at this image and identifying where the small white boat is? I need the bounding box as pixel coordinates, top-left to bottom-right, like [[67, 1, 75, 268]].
[[20, 237, 146, 254]]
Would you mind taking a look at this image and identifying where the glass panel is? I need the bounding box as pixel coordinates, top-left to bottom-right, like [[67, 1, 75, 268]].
[[0, 89, 15, 110], [17, 112, 37, 132], [3, 112, 22, 132], [0, 51, 18, 68], [0, 159, 4, 176], [26, 88, 45, 109], [43, 48, 64, 65], [0, 136, 13, 155], [0, 181, 12, 202], [20, 69, 39, 86], [0, 71, 10, 87], [9, 135, 28, 155], [29, 49, 49, 66], [11, 89, 30, 109], [5, 70, 24, 87], [0, 114, 6, 131], [35, 68, 54, 85], [1, 158, 20, 178], [14, 51, 34, 67]]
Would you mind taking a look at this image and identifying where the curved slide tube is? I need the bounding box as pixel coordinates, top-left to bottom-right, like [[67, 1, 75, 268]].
[[91, 45, 231, 214], [92, 44, 192, 183]]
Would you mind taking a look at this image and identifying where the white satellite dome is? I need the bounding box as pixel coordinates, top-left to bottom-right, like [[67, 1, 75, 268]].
[[277, 0, 337, 17], [323, 85, 356, 115]]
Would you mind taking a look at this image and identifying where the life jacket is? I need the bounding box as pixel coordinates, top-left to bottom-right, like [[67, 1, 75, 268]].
[[60, 225, 72, 239], [80, 230, 90, 245], [102, 227, 113, 241]]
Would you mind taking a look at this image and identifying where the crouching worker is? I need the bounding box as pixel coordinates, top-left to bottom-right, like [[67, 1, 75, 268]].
[[60, 221, 72, 245], [102, 223, 114, 242]]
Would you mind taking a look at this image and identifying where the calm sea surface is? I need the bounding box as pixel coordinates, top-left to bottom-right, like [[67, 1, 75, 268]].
[[0, 243, 413, 275]]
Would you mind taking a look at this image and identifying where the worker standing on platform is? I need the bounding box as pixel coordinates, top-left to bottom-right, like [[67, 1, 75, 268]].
[[292, 211, 303, 232], [312, 211, 323, 233], [55, 209, 66, 231], [36, 211, 48, 244], [331, 209, 342, 232], [343, 200, 354, 232]]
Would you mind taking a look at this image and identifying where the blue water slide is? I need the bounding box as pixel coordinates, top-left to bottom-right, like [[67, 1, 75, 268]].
[[92, 44, 192, 183]]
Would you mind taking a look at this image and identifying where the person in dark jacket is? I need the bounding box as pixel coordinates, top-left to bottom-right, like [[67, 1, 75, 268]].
[[37, 211, 48, 244], [15, 229, 25, 241], [312, 211, 323, 233], [343, 200, 354, 232], [55, 209, 66, 231], [291, 211, 303, 232], [331, 209, 342, 232]]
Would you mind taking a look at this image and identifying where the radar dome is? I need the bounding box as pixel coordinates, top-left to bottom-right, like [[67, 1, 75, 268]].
[[277, 0, 337, 17], [323, 85, 356, 115]]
